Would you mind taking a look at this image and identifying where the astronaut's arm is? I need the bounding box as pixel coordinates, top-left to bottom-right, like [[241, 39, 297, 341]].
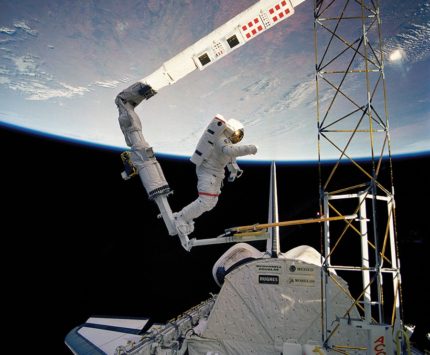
[[223, 144, 257, 182], [222, 144, 258, 158]]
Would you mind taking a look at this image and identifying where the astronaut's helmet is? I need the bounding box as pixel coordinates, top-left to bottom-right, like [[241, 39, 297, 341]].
[[225, 118, 244, 144]]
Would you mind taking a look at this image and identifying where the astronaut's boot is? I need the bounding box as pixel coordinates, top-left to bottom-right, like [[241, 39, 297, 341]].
[[173, 212, 195, 235]]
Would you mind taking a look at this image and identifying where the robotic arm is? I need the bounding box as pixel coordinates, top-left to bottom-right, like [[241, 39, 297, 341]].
[[116, 0, 306, 249], [137, 0, 305, 93], [117, 0, 305, 106]]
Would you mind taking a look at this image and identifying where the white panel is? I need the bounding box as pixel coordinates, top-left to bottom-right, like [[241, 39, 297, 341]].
[[140, 67, 172, 91], [163, 50, 198, 82]]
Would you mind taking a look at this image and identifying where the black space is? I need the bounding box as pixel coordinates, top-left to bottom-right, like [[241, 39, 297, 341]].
[[1, 125, 429, 354]]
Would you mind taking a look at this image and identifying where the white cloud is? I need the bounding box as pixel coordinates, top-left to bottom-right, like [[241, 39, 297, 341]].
[[0, 27, 16, 35], [13, 20, 38, 36], [0, 76, 11, 84], [115, 21, 129, 34], [243, 78, 280, 96], [238, 77, 281, 105], [94, 80, 121, 88], [9, 80, 90, 100], [269, 78, 315, 112], [384, 3, 430, 64], [1, 53, 90, 100], [0, 46, 12, 53], [10, 55, 38, 75]]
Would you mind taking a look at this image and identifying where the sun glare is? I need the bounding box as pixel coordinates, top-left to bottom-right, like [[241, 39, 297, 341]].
[[389, 49, 404, 62]]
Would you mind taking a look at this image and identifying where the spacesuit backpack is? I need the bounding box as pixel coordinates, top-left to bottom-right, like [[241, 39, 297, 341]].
[[190, 115, 246, 166], [190, 114, 227, 165]]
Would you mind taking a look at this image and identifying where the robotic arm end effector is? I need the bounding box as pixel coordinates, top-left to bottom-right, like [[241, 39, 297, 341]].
[[115, 82, 157, 108]]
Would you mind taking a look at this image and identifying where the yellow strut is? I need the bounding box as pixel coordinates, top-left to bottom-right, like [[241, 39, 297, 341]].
[[229, 214, 356, 236]]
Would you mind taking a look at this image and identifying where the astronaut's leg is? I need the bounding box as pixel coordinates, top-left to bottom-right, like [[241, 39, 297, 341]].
[[174, 173, 222, 235], [180, 193, 219, 220]]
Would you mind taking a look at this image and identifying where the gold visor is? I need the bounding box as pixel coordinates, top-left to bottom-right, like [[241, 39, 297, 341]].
[[230, 129, 244, 144]]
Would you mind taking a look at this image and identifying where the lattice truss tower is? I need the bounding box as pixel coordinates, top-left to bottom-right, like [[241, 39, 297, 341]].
[[313, 0, 403, 346]]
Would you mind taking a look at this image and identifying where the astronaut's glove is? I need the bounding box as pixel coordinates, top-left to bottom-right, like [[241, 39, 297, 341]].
[[227, 162, 243, 182], [244, 144, 258, 155]]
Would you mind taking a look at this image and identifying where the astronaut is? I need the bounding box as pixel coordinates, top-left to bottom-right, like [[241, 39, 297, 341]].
[[174, 114, 258, 235]]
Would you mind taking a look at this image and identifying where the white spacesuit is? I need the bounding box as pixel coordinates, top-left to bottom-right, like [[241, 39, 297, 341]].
[[174, 114, 258, 235]]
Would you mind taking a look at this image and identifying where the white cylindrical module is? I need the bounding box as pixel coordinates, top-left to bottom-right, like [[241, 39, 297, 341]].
[[212, 243, 262, 286], [136, 159, 170, 200]]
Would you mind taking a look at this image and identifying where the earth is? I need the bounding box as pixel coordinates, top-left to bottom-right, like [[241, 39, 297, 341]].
[[0, 0, 429, 161]]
